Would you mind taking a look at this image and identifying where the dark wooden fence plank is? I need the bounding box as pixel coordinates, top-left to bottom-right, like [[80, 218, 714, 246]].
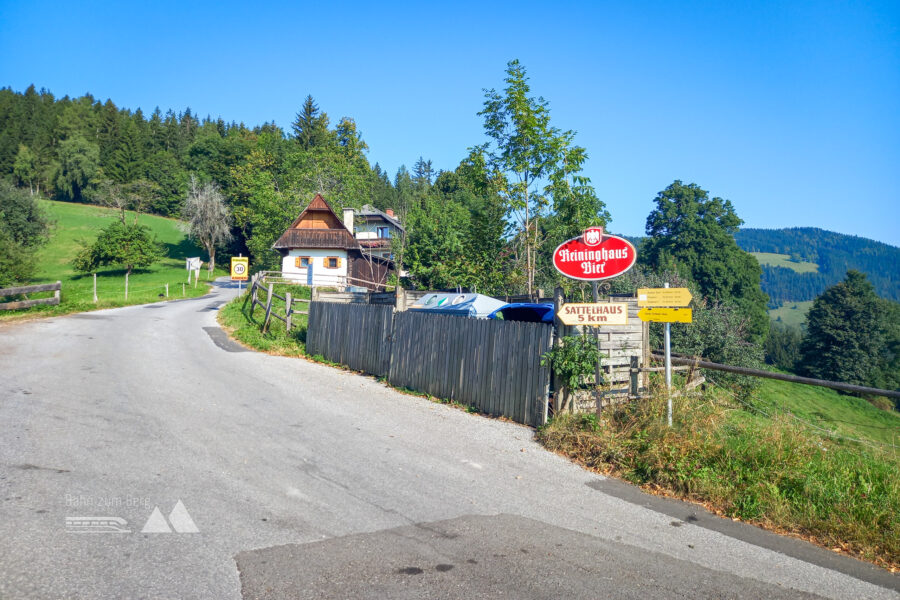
[[307, 304, 552, 426]]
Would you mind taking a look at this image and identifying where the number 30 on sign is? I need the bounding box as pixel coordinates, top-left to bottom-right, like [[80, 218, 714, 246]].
[[231, 257, 249, 281]]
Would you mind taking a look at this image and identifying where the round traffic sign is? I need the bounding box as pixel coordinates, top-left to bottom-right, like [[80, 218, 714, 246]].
[[233, 263, 246, 275]]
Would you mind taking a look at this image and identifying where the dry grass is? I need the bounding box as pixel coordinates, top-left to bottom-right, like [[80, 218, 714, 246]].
[[537, 390, 900, 571]]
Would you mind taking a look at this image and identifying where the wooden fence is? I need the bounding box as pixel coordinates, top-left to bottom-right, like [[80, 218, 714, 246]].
[[306, 303, 394, 376], [305, 301, 553, 427], [388, 311, 552, 427], [248, 276, 309, 332], [0, 281, 61, 311]]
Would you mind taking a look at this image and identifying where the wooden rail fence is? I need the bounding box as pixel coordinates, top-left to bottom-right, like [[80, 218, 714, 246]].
[[248, 276, 309, 332], [0, 281, 61, 311], [650, 352, 900, 400], [305, 301, 553, 427]]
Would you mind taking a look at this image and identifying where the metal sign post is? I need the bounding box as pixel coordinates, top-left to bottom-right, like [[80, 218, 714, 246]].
[[637, 283, 694, 427], [664, 283, 673, 427], [592, 282, 603, 414]]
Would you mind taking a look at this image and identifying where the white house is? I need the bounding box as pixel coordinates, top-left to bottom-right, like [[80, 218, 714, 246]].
[[272, 194, 393, 290], [350, 204, 405, 260]]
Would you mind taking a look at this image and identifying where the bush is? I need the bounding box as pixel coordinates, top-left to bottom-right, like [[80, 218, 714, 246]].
[[0, 182, 51, 286]]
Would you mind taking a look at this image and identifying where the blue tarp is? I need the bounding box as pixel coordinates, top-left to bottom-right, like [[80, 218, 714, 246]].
[[408, 293, 507, 318], [488, 303, 556, 323]]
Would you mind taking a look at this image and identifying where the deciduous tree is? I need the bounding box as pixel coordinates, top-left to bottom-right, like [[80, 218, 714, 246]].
[[72, 220, 164, 276], [183, 176, 233, 273], [12, 145, 37, 194], [54, 135, 99, 202], [479, 59, 587, 296], [0, 181, 51, 286], [640, 181, 769, 342]]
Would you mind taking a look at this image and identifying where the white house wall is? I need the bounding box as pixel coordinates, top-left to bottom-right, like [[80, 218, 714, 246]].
[[282, 249, 348, 287]]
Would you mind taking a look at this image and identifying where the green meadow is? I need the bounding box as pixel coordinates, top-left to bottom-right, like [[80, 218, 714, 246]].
[[1, 200, 220, 319], [768, 300, 814, 327], [751, 251, 819, 274]]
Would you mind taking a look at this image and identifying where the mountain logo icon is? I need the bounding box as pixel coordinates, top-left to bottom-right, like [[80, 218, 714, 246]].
[[141, 500, 199, 533]]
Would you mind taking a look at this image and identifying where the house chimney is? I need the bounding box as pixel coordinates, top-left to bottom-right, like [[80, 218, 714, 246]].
[[343, 208, 355, 233], [386, 208, 395, 218]]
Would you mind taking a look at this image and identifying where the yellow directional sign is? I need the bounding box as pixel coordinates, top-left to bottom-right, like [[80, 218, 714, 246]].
[[638, 307, 693, 323], [637, 287, 692, 307], [557, 303, 629, 326], [231, 257, 249, 281]]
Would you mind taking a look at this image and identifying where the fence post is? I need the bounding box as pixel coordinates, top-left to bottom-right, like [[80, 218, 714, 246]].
[[54, 281, 61, 304], [552, 286, 566, 413], [93, 273, 98, 303], [630, 356, 639, 397], [262, 283, 274, 333], [165, 283, 169, 298], [285, 292, 292, 331], [182, 282, 186, 296]]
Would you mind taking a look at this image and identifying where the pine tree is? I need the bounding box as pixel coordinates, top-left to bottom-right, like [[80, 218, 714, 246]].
[[107, 119, 143, 183], [291, 95, 330, 149], [798, 270, 884, 386]]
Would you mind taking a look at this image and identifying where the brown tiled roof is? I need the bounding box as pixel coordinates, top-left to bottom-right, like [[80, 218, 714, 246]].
[[273, 194, 361, 251], [272, 229, 359, 250]]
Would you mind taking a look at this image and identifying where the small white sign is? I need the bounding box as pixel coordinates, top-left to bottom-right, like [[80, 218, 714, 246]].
[[186, 257, 202, 271]]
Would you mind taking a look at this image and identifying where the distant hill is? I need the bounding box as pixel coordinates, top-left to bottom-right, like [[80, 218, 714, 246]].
[[734, 228, 900, 305]]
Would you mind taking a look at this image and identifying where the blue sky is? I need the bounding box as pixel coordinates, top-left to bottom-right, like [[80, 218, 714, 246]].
[[2, 0, 898, 245]]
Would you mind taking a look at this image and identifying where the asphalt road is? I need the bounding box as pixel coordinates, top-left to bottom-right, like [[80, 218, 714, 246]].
[[0, 279, 896, 599]]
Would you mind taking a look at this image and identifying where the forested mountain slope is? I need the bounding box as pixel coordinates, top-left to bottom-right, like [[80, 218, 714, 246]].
[[735, 228, 900, 305]]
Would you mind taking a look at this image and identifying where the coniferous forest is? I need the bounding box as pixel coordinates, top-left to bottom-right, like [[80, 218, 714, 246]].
[[735, 227, 900, 305]]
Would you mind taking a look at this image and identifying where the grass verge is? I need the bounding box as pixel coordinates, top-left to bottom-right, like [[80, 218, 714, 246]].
[[537, 390, 900, 570], [753, 378, 900, 448], [216, 289, 483, 417], [1, 200, 219, 322], [216, 285, 308, 356]]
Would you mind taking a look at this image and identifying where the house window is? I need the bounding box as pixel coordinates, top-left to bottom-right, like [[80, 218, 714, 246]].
[[324, 256, 341, 269], [294, 256, 311, 268], [377, 226, 390, 239]]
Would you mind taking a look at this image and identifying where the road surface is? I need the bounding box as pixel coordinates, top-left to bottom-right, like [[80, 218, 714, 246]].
[[0, 280, 896, 599]]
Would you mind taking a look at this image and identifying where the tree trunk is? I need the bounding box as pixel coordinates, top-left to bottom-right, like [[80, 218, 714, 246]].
[[524, 175, 533, 296], [207, 244, 215, 273]]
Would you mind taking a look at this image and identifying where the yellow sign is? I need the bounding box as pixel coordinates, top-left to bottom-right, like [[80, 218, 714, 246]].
[[638, 307, 693, 323], [557, 303, 629, 326], [637, 287, 692, 307], [230, 257, 249, 281]]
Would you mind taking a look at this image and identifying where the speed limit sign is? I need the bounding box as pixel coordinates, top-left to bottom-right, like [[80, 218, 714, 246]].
[[231, 257, 249, 281]]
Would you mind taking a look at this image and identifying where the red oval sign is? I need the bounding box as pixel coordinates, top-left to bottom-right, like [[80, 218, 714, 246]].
[[552, 232, 637, 281]]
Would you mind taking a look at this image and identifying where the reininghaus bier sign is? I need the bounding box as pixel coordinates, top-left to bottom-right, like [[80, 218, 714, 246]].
[[552, 227, 637, 281]]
